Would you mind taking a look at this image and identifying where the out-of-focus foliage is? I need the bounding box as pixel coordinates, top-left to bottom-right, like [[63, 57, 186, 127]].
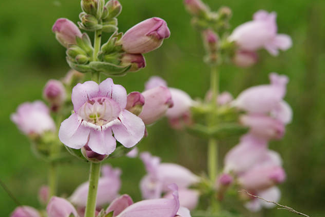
[[0, 0, 325, 216]]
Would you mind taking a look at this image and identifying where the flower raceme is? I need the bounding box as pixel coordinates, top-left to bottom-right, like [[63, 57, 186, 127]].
[[11, 101, 56, 138], [52, 18, 82, 48], [58, 78, 145, 155], [121, 17, 171, 54], [229, 10, 292, 56]]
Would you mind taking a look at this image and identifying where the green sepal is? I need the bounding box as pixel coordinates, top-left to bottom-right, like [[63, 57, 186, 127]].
[[103, 18, 118, 26], [105, 0, 122, 19], [78, 21, 103, 32], [65, 146, 87, 161], [105, 211, 114, 217], [102, 24, 118, 33], [108, 144, 131, 159], [67, 58, 93, 73], [89, 61, 131, 76], [75, 33, 93, 56]]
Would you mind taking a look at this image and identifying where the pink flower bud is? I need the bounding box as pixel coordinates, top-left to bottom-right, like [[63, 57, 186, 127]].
[[121, 17, 170, 54], [43, 79, 67, 112], [229, 10, 292, 56], [126, 92, 145, 116], [233, 50, 258, 68], [38, 185, 49, 205], [11, 206, 41, 217], [217, 173, 233, 187], [47, 197, 78, 217], [139, 86, 173, 125], [184, 0, 209, 17], [240, 114, 285, 140], [145, 76, 168, 90], [121, 53, 146, 72], [202, 29, 218, 52], [52, 18, 82, 48], [11, 101, 56, 137], [82, 144, 108, 162]]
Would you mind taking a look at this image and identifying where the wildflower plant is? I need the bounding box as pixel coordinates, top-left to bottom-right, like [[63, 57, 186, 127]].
[[8, 0, 309, 217]]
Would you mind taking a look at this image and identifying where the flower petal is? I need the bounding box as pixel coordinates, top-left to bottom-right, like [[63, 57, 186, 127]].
[[259, 187, 281, 208], [112, 110, 145, 148], [87, 129, 116, 155], [106, 195, 134, 217], [72, 81, 99, 111], [59, 113, 90, 149], [99, 78, 127, 109], [47, 197, 78, 217]]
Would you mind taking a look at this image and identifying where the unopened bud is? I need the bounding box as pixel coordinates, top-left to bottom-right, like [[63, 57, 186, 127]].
[[121, 53, 146, 72], [43, 80, 67, 111], [82, 145, 108, 162], [38, 186, 49, 205], [67, 45, 87, 59], [81, 14, 99, 28], [184, 0, 209, 17], [52, 18, 82, 48], [106, 0, 122, 19], [81, 0, 98, 16], [202, 29, 218, 53], [75, 54, 89, 64], [218, 7, 232, 20], [126, 92, 145, 115]]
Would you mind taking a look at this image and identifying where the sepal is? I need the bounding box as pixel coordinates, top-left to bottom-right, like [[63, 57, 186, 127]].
[[105, 0, 122, 19], [89, 61, 131, 76]]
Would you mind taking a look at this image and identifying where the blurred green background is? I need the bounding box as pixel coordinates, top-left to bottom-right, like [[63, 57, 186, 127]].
[[1, 0, 325, 216]]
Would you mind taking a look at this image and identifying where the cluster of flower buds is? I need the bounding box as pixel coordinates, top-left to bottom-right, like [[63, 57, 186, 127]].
[[11, 183, 191, 217], [140, 152, 200, 210], [215, 73, 291, 212], [229, 10, 292, 67]]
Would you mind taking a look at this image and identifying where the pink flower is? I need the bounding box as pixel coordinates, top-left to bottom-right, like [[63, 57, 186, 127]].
[[47, 197, 78, 217], [59, 78, 145, 155], [52, 18, 82, 48], [11, 101, 56, 137], [70, 165, 121, 207], [245, 187, 281, 212], [138, 86, 173, 125], [38, 185, 49, 205], [217, 173, 234, 187], [121, 17, 170, 54], [232, 50, 258, 68], [140, 152, 199, 199], [229, 10, 292, 56], [43, 79, 67, 111], [166, 88, 193, 119], [271, 100, 293, 124], [126, 147, 138, 158], [206, 91, 233, 106], [11, 206, 41, 217], [145, 76, 168, 90], [233, 73, 288, 114], [224, 134, 268, 173], [106, 184, 190, 217], [120, 53, 146, 72], [164, 188, 199, 210], [184, 0, 209, 17], [240, 114, 285, 140], [125, 92, 145, 116]]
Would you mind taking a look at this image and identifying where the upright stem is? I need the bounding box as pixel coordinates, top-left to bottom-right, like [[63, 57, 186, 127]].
[[84, 162, 101, 217], [207, 66, 219, 182], [92, 29, 102, 83]]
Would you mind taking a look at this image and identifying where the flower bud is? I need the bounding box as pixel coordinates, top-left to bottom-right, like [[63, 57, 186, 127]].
[[121, 53, 146, 72], [11, 206, 41, 217], [105, 0, 122, 19], [80, 14, 99, 28], [67, 45, 87, 59], [47, 197, 78, 217], [184, 0, 209, 17], [126, 92, 145, 116], [81, 0, 98, 16], [38, 185, 49, 205], [52, 18, 82, 48], [217, 173, 233, 187], [218, 7, 232, 20], [121, 17, 170, 54], [43, 80, 67, 112], [63, 70, 85, 87], [139, 86, 173, 125], [82, 144, 108, 162], [233, 50, 258, 68], [202, 29, 218, 53]]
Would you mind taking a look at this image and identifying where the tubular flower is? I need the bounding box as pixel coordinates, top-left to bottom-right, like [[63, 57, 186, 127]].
[[43, 79, 67, 111], [70, 164, 121, 207], [52, 18, 82, 48], [11, 206, 41, 217], [11, 101, 56, 137], [229, 10, 292, 56], [59, 78, 145, 155], [47, 197, 78, 217], [121, 17, 170, 54]]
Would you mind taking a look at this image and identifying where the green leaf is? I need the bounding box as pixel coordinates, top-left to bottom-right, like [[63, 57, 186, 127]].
[[66, 58, 93, 73], [89, 61, 131, 76], [65, 146, 87, 161]]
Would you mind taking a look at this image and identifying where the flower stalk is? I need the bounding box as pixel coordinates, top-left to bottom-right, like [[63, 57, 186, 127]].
[[84, 162, 101, 217]]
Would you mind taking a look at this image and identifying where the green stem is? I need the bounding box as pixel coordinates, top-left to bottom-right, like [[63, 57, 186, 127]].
[[92, 29, 102, 83], [84, 162, 101, 217], [207, 66, 219, 182]]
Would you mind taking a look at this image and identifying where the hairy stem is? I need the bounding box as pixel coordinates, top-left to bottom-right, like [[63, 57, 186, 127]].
[[92, 29, 102, 83], [84, 162, 101, 217]]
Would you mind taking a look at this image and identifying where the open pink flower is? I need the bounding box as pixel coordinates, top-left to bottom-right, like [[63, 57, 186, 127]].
[[70, 165, 121, 207], [11, 101, 56, 137], [121, 17, 170, 54], [140, 152, 199, 199], [229, 10, 292, 56], [11, 206, 41, 217], [59, 78, 145, 155], [233, 73, 288, 114], [47, 197, 78, 217], [106, 184, 190, 217]]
